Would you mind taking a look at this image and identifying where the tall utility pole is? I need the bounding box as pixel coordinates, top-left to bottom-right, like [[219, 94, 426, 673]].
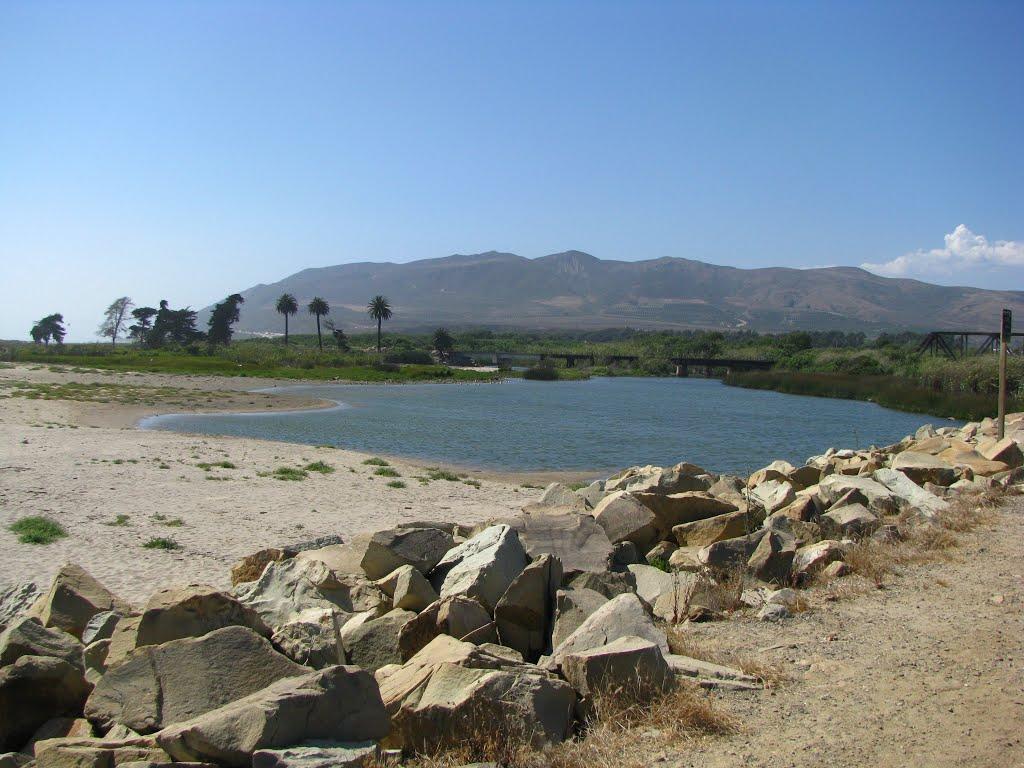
[[998, 308, 1011, 439]]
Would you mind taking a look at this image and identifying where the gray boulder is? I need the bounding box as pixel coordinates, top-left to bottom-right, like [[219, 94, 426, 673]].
[[537, 483, 589, 511], [819, 475, 900, 515], [135, 585, 269, 650], [562, 635, 672, 702], [497, 512, 613, 575], [271, 609, 343, 669], [232, 558, 376, 630], [377, 636, 574, 752], [0, 656, 91, 752], [81, 612, 121, 646], [341, 608, 415, 671], [697, 530, 768, 570], [360, 527, 455, 581], [872, 468, 949, 518], [591, 492, 661, 551], [672, 509, 749, 547], [791, 540, 846, 582], [626, 564, 675, 607], [748, 480, 796, 515], [632, 492, 739, 531], [747, 530, 796, 584], [821, 504, 879, 537], [156, 666, 389, 767], [891, 451, 957, 486], [494, 555, 562, 662], [545, 593, 668, 672], [0, 618, 83, 670], [550, 588, 608, 650], [375, 566, 438, 613], [32, 564, 130, 640], [431, 525, 528, 612], [397, 596, 494, 662], [85, 626, 306, 733], [252, 742, 378, 768]]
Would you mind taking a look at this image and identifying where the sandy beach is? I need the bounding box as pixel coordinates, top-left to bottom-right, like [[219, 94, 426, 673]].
[[0, 364, 558, 603]]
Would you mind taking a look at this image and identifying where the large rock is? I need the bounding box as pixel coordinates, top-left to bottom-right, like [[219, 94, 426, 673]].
[[545, 593, 668, 672], [33, 737, 169, 768], [748, 480, 796, 515], [871, 468, 949, 518], [891, 451, 957, 486], [625, 565, 674, 607], [0, 582, 39, 636], [550, 589, 608, 650], [606, 463, 710, 495], [0, 618, 82, 670], [536, 483, 589, 511], [374, 566, 437, 613], [271, 610, 342, 669], [821, 504, 878, 537], [340, 608, 415, 671], [497, 512, 613, 575], [562, 635, 672, 701], [82, 612, 121, 646], [430, 525, 528, 612], [377, 636, 575, 752], [591, 492, 661, 551], [792, 540, 846, 582], [819, 475, 900, 515], [697, 529, 768, 570], [0, 656, 92, 752], [747, 530, 796, 584], [33, 565, 130, 640], [232, 558, 376, 629], [633, 492, 738, 530], [941, 450, 1009, 477], [85, 626, 306, 734], [978, 437, 1024, 469], [135, 586, 268, 649], [252, 742, 378, 768], [156, 666, 389, 767], [672, 509, 749, 547], [494, 555, 561, 662], [360, 528, 455, 581], [396, 596, 495, 662]]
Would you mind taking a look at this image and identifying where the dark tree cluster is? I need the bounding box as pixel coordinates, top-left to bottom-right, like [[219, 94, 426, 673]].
[[30, 314, 67, 346]]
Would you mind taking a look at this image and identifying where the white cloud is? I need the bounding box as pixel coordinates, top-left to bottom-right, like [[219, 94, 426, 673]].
[[862, 225, 1024, 280]]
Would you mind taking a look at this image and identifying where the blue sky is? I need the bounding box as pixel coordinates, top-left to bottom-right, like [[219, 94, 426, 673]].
[[1, 1, 1022, 340]]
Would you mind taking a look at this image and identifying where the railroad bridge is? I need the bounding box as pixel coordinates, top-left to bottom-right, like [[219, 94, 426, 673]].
[[917, 330, 1024, 359], [460, 350, 773, 375]]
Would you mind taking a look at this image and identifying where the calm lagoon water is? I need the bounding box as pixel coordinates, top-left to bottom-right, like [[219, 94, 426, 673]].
[[140, 377, 956, 475]]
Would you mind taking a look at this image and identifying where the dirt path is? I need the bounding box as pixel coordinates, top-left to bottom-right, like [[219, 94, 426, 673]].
[[671, 497, 1024, 768]]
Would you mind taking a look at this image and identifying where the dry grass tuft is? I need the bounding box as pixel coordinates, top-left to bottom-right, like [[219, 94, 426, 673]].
[[836, 488, 1007, 588], [383, 681, 736, 768], [666, 627, 788, 689]]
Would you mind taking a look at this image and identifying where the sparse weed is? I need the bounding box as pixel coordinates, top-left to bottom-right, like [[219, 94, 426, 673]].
[[9, 516, 67, 544], [143, 537, 180, 550]]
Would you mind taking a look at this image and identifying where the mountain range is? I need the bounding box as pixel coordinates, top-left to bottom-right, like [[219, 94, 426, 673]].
[[215, 251, 1024, 335]]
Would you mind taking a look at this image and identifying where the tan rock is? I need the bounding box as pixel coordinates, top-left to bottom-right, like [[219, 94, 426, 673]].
[[229, 549, 290, 586], [591, 492, 661, 552], [32, 565, 130, 640], [672, 509, 749, 547], [397, 596, 494, 661]]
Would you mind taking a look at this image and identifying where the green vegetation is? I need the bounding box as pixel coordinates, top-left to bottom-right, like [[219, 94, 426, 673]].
[[368, 295, 393, 352], [386, 480, 407, 489], [9, 516, 67, 544], [725, 368, 1022, 421], [143, 537, 180, 550], [261, 466, 308, 481], [363, 457, 390, 466], [426, 467, 461, 481], [104, 514, 130, 527], [304, 460, 335, 474], [648, 556, 670, 573], [197, 460, 236, 470], [5, 344, 498, 383], [374, 467, 400, 478]]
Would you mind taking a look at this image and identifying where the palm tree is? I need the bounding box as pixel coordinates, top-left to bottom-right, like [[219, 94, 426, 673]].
[[367, 295, 393, 353], [276, 293, 298, 345], [307, 297, 330, 351]]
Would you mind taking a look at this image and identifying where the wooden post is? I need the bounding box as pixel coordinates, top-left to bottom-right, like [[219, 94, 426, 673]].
[[998, 309, 1011, 439]]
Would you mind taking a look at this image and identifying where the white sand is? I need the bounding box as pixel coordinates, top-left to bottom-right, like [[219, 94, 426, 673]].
[[0, 365, 552, 603]]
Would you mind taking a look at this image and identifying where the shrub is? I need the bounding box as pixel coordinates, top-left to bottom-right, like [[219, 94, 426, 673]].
[[523, 365, 558, 381], [363, 457, 390, 466], [384, 350, 433, 365], [304, 461, 335, 474], [10, 516, 67, 544], [386, 480, 407, 489], [143, 537, 180, 550], [374, 467, 400, 478], [272, 466, 308, 481]]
